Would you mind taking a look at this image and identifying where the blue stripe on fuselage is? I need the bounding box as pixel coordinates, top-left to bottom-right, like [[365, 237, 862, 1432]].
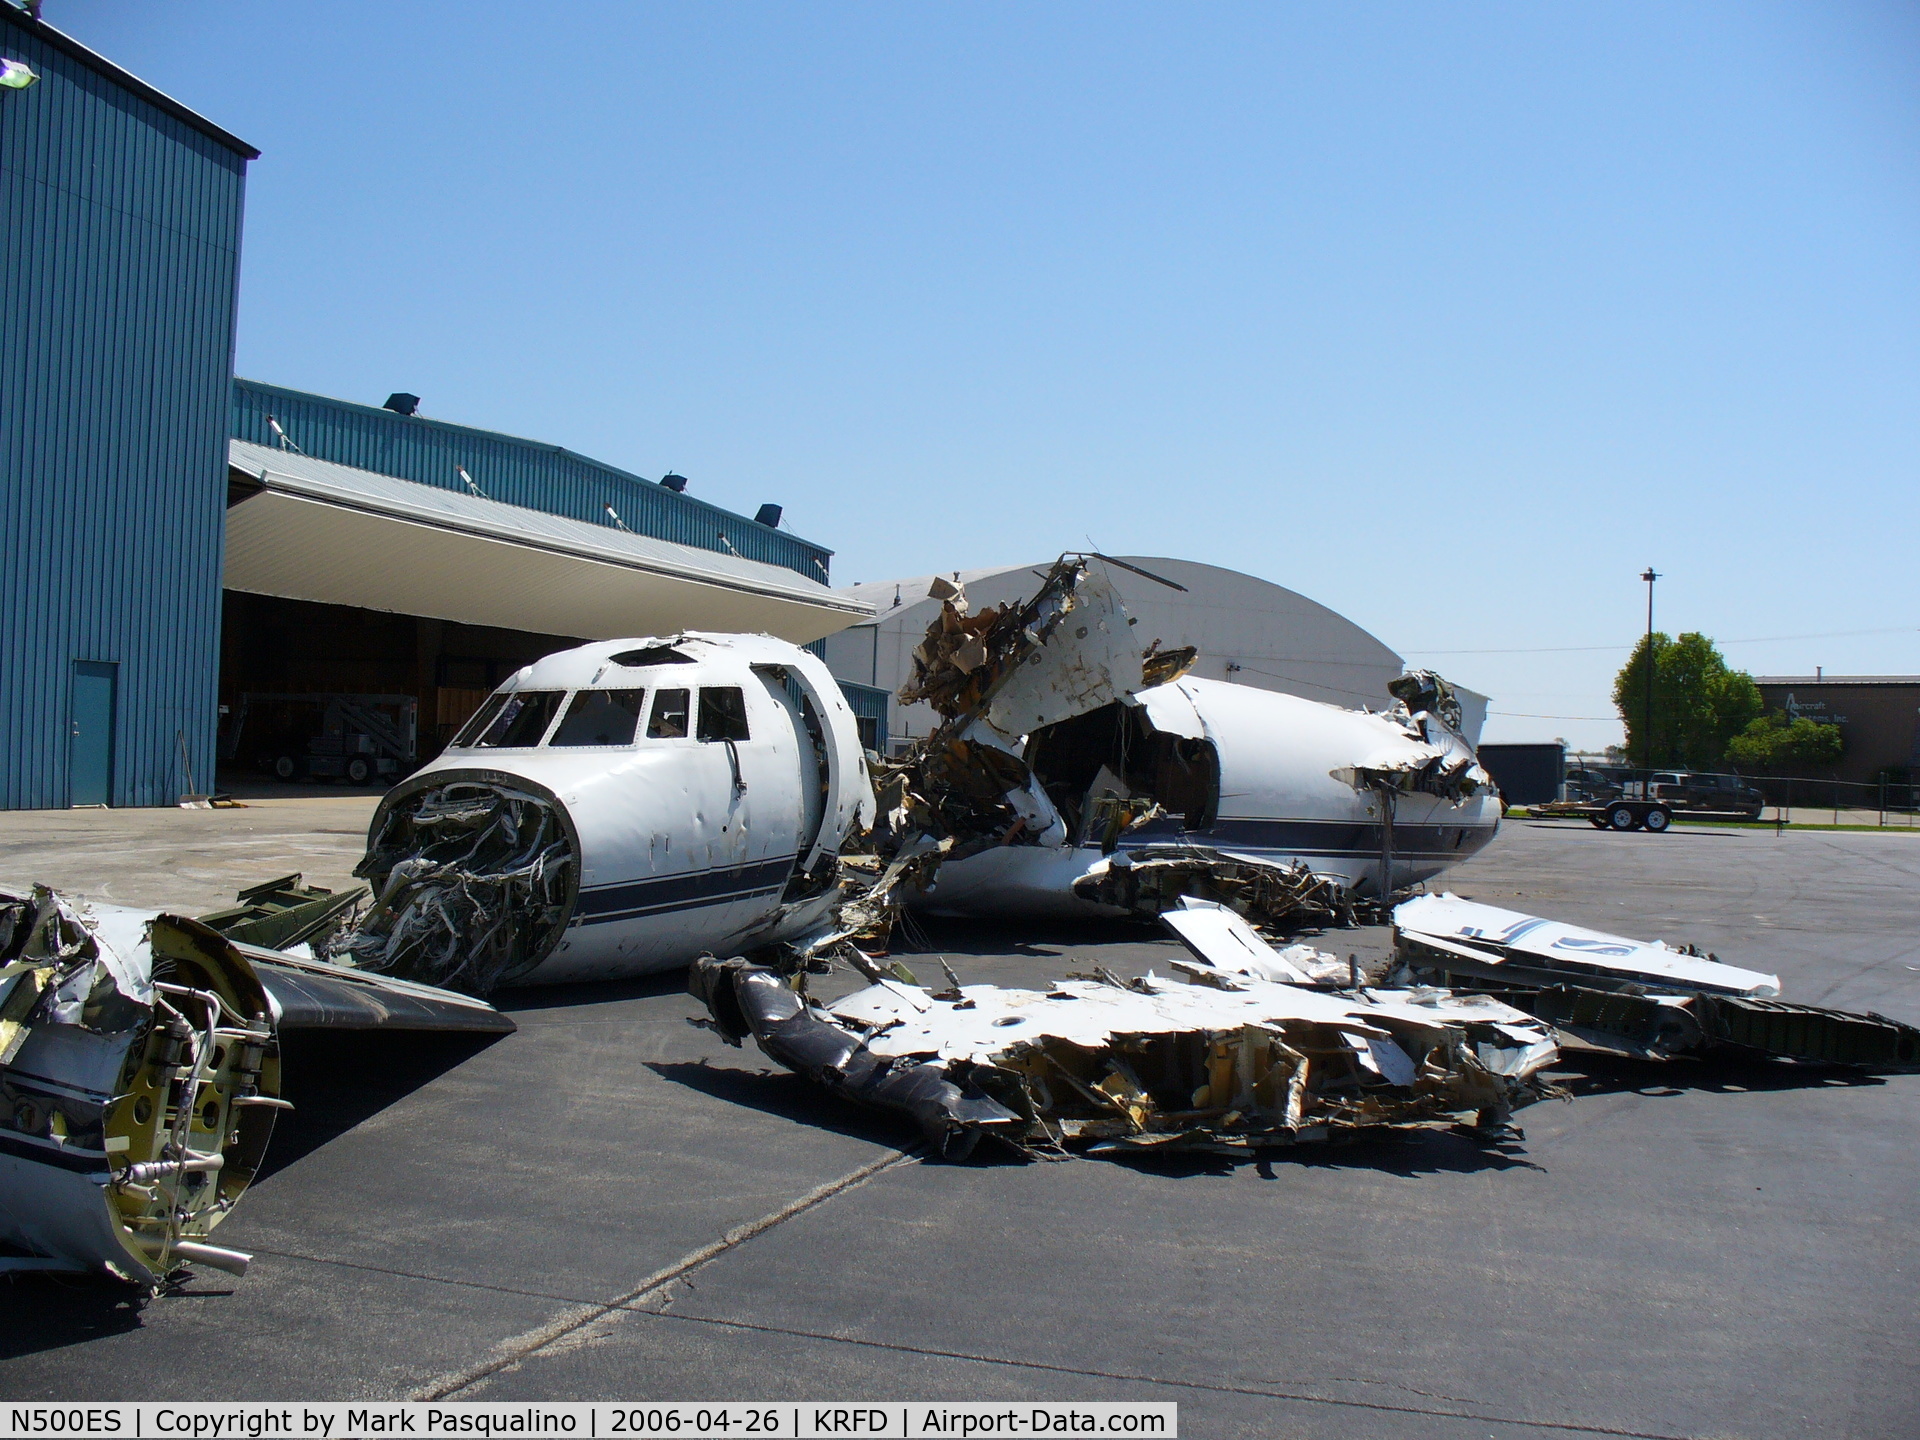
[[1117, 816, 1497, 860], [572, 854, 799, 927]]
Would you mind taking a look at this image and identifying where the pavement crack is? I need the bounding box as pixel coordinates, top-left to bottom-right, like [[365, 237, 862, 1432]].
[[412, 1147, 920, 1401]]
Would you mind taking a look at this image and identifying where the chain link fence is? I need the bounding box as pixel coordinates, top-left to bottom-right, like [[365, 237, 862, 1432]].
[[1557, 766, 1919, 828]]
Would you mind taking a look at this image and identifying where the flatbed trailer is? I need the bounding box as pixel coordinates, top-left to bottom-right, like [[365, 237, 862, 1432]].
[[1531, 798, 1675, 831]]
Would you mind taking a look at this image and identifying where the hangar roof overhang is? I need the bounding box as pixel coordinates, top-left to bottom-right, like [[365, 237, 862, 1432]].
[[223, 440, 873, 645], [1, 8, 259, 158]]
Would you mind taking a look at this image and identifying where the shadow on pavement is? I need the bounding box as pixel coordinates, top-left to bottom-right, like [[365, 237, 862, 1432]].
[[646, 1059, 916, 1149], [257, 1030, 508, 1182], [1555, 1053, 1891, 1100], [494, 971, 692, 1013], [0, 1272, 150, 1361], [656, 1058, 1549, 1178], [1095, 1129, 1542, 1180]]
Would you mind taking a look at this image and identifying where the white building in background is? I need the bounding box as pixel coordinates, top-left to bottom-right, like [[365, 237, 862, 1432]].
[[824, 556, 1487, 752]]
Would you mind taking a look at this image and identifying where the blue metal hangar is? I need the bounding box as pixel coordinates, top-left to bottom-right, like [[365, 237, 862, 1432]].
[[0, 7, 873, 809]]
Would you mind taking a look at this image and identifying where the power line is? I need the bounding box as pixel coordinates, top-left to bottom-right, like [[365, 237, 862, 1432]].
[[1403, 625, 1917, 657], [1227, 663, 1401, 703]]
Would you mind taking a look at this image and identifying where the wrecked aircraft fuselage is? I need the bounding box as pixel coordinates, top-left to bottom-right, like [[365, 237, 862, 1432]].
[[338, 560, 1503, 996], [338, 633, 877, 993], [873, 558, 1498, 928], [916, 675, 1501, 920]]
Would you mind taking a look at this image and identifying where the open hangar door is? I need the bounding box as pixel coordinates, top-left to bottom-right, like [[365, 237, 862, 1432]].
[[216, 443, 873, 787], [216, 592, 585, 785]]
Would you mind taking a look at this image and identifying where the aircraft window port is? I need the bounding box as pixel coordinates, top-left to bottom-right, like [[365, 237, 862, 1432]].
[[648, 688, 691, 738], [698, 687, 752, 743], [475, 691, 565, 748], [550, 688, 646, 747], [451, 691, 509, 747]]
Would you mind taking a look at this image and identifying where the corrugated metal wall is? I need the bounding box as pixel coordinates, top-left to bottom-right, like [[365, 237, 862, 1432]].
[[0, 15, 249, 808], [835, 679, 891, 754], [232, 380, 835, 582]]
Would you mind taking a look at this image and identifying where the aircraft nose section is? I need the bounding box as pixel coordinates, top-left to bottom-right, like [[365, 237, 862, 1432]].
[[333, 768, 582, 996]]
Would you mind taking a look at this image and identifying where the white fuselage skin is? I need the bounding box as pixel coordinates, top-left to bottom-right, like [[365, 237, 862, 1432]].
[[382, 634, 875, 987], [919, 677, 1502, 919], [381, 645, 1496, 984]]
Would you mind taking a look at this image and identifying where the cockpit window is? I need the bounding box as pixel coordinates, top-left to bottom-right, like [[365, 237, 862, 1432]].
[[474, 691, 565, 748], [647, 688, 691, 739], [549, 689, 646, 747], [697, 687, 751, 742], [451, 692, 509, 748]]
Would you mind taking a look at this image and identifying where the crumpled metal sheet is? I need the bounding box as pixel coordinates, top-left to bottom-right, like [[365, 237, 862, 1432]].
[[1387, 670, 1465, 731], [1331, 716, 1489, 801], [1391, 895, 1920, 1070], [1159, 897, 1354, 984], [689, 933, 1562, 1160], [977, 567, 1142, 748], [333, 779, 575, 994], [1071, 846, 1368, 930]]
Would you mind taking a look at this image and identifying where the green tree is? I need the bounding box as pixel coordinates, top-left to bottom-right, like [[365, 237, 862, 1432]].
[[1611, 632, 1762, 768], [1725, 713, 1846, 771]]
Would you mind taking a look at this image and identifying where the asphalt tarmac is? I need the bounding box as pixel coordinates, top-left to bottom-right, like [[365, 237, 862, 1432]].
[[2, 815, 1917, 1439]]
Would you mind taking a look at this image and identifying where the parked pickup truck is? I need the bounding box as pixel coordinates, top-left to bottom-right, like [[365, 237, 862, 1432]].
[[1644, 771, 1765, 820]]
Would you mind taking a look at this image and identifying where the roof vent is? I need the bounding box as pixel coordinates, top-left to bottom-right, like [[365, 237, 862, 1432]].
[[753, 503, 783, 528], [384, 393, 420, 416], [609, 645, 696, 668], [660, 472, 689, 493]]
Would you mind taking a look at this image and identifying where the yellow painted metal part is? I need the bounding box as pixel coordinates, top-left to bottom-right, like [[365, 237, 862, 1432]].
[[101, 916, 281, 1278]]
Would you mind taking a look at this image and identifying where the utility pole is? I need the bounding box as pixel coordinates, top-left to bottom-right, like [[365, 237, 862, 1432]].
[[1640, 568, 1660, 770]]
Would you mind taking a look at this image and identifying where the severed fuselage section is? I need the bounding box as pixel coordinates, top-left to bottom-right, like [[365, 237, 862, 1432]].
[[881, 559, 1501, 925], [334, 633, 877, 994]]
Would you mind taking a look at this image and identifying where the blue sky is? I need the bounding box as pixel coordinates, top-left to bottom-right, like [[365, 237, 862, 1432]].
[[51, 1, 1920, 747]]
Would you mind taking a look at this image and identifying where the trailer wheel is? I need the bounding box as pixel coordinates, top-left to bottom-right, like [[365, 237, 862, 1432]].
[[1607, 803, 1640, 831], [1588, 814, 1609, 829], [346, 756, 372, 784], [273, 754, 297, 781], [1643, 805, 1672, 833]]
